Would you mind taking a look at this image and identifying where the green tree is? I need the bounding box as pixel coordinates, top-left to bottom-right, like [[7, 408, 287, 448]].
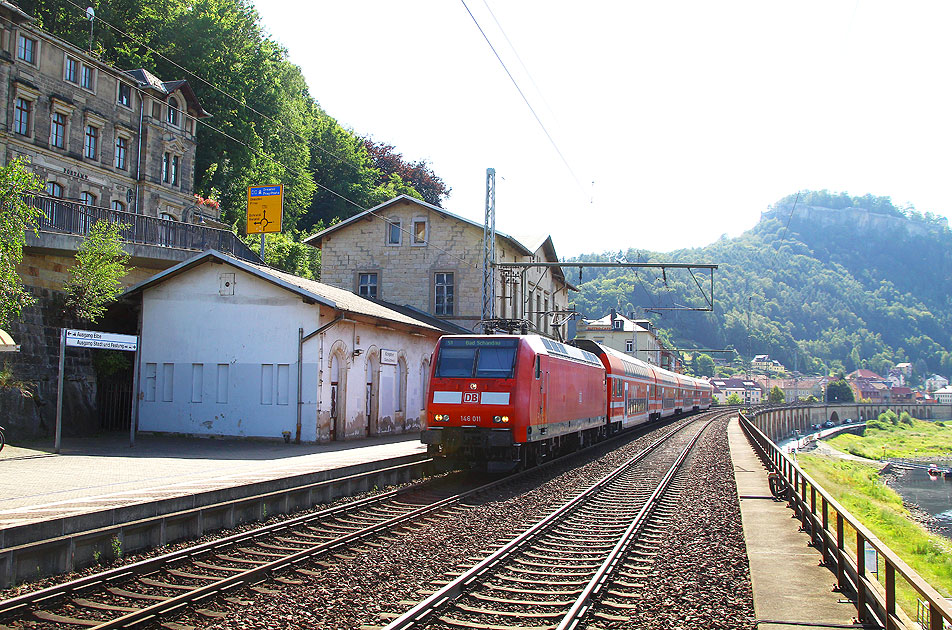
[[0, 157, 43, 327], [64, 221, 131, 323], [725, 392, 743, 405], [825, 379, 855, 403], [768, 385, 785, 404], [244, 228, 321, 279], [695, 353, 715, 377]]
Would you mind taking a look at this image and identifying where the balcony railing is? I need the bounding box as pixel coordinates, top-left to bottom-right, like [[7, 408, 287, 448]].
[[26, 195, 262, 264]]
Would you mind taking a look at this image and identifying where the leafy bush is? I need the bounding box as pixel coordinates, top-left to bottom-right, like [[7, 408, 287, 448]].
[[867, 418, 891, 431], [878, 410, 899, 425]]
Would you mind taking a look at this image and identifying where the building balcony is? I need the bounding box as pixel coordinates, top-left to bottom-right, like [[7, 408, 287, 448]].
[[25, 194, 262, 266]]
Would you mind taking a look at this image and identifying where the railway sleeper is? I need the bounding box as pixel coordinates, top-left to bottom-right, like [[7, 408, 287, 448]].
[[494, 574, 589, 587], [600, 599, 641, 610], [456, 602, 564, 619], [506, 565, 593, 577], [33, 610, 103, 627], [606, 588, 643, 598], [512, 558, 600, 572], [139, 576, 197, 590], [483, 583, 582, 596], [469, 592, 574, 607], [522, 550, 606, 561], [438, 614, 556, 630], [73, 597, 141, 613], [107, 587, 171, 601]]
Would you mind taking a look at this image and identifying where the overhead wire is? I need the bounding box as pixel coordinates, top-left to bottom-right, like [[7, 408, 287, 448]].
[[459, 0, 588, 197], [7, 11, 480, 271]]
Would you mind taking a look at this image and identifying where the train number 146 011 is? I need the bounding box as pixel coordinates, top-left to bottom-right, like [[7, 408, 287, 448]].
[[461, 415, 480, 423]]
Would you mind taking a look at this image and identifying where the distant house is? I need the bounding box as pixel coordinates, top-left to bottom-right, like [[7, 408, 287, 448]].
[[934, 385, 952, 404], [573, 309, 681, 371], [895, 362, 913, 377], [925, 374, 950, 392], [123, 250, 447, 443], [890, 387, 913, 402], [710, 378, 762, 405], [752, 354, 784, 375]]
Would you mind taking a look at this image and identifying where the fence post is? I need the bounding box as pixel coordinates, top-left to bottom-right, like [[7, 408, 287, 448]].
[[856, 533, 867, 622]]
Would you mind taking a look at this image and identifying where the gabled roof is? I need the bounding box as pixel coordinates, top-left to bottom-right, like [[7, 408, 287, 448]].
[[847, 369, 883, 381], [304, 195, 531, 255], [304, 195, 577, 292], [123, 69, 211, 118], [122, 250, 439, 333]]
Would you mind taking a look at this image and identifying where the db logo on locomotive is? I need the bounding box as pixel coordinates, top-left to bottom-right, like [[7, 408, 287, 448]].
[[463, 392, 479, 403]]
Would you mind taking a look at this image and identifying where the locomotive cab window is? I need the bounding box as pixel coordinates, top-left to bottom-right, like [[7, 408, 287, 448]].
[[436, 338, 518, 379]]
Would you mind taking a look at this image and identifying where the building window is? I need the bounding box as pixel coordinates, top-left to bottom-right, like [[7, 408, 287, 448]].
[[14, 98, 31, 136], [117, 82, 131, 107], [358, 272, 378, 299], [167, 97, 180, 126], [162, 363, 174, 402], [46, 181, 63, 198], [144, 363, 157, 402], [387, 219, 401, 245], [50, 112, 66, 148], [435, 272, 454, 316], [412, 218, 427, 244], [111, 200, 125, 212], [162, 152, 170, 183], [65, 56, 78, 82], [171, 155, 180, 185], [191, 363, 203, 403], [80, 65, 94, 90], [84, 125, 98, 159], [261, 364, 274, 405], [115, 136, 128, 169], [626, 339, 634, 353], [17, 35, 35, 63], [80, 191, 96, 205]]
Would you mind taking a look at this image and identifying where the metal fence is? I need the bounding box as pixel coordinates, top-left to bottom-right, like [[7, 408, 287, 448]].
[[26, 195, 262, 264], [740, 412, 952, 630]]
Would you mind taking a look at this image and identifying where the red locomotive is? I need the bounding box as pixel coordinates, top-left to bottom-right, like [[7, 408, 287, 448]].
[[422, 335, 713, 471]]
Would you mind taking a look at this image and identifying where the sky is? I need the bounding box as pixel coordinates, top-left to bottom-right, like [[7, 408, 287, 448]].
[[252, 1, 952, 257]]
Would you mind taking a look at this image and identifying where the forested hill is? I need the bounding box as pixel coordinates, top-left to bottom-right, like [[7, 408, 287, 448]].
[[22, 0, 448, 277], [571, 191, 952, 377]]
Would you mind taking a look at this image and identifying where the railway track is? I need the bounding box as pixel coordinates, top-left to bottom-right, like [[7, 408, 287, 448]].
[[382, 411, 725, 630], [0, 416, 705, 629]]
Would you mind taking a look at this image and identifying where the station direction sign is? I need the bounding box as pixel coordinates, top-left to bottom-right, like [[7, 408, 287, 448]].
[[65, 329, 138, 351], [246, 185, 283, 234]]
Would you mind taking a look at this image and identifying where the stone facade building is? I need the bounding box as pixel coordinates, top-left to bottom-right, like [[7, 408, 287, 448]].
[[572, 309, 682, 370], [306, 195, 575, 337], [0, 1, 209, 219]]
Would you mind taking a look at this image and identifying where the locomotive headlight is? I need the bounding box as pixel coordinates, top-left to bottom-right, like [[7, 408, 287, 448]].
[[433, 414, 449, 422], [492, 415, 510, 424]]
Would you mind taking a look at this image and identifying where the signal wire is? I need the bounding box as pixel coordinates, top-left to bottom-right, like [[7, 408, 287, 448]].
[[459, 0, 587, 197]]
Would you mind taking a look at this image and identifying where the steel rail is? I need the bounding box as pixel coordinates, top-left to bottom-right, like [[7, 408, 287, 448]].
[[556, 413, 719, 630], [381, 412, 715, 630]]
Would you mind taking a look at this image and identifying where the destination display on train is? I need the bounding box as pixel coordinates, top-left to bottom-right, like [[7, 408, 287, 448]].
[[443, 338, 518, 348]]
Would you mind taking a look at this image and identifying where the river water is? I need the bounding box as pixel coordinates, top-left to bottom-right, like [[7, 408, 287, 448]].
[[889, 466, 952, 533]]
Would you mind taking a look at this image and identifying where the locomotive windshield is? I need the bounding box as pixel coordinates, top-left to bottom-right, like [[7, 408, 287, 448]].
[[435, 338, 518, 379]]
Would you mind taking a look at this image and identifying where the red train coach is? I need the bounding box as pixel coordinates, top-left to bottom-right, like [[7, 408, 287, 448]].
[[422, 335, 606, 471]]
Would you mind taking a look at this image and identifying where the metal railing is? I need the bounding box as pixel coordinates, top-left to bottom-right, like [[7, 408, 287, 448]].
[[740, 412, 952, 630], [26, 194, 262, 264]]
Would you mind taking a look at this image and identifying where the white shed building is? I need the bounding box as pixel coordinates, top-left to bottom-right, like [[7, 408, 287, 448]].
[[123, 250, 445, 443]]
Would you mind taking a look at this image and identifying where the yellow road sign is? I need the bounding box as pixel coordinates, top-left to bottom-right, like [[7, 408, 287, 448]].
[[247, 185, 283, 234]]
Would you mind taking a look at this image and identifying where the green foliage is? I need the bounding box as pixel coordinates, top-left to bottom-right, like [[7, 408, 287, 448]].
[[569, 190, 952, 377], [92, 350, 131, 378], [830, 417, 952, 459], [826, 380, 854, 403], [725, 392, 743, 405], [899, 411, 914, 426], [798, 454, 952, 611], [0, 157, 44, 326], [64, 221, 130, 323], [244, 228, 321, 279], [879, 410, 899, 425], [694, 353, 715, 377], [805, 395, 819, 403], [768, 385, 785, 404], [22, 0, 447, 236]]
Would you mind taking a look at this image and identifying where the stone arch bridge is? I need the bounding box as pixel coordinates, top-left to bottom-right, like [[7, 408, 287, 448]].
[[750, 403, 952, 443]]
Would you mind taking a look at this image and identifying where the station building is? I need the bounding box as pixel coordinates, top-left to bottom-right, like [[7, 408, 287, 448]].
[[0, 1, 209, 220], [123, 250, 448, 443], [305, 195, 575, 337], [573, 309, 682, 371]]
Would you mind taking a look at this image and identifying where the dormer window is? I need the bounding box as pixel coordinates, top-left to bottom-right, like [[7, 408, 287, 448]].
[[167, 97, 179, 126], [612, 319, 623, 331], [117, 83, 131, 107]]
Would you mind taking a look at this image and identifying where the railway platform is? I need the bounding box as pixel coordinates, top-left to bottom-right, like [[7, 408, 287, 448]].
[[0, 432, 427, 585], [729, 417, 860, 629]]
